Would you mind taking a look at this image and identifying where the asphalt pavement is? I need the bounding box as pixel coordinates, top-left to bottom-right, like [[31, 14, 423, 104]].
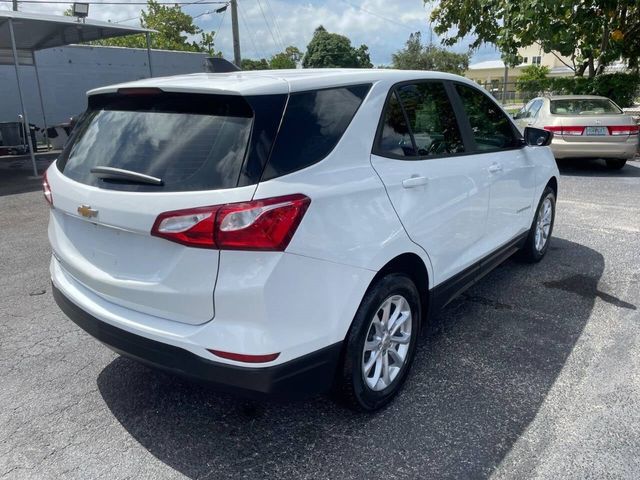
[[1, 158, 639, 479]]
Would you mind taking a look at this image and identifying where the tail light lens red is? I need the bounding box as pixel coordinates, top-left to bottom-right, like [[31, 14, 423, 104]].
[[151, 194, 311, 251], [608, 125, 639, 136], [545, 125, 639, 136], [544, 126, 584, 136], [43, 171, 53, 206]]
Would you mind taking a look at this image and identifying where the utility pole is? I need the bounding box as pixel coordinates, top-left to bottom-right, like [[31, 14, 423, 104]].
[[13, 0, 18, 11], [230, 0, 241, 67]]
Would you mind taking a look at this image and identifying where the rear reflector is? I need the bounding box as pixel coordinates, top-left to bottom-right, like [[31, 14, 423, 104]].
[[544, 126, 585, 136], [151, 194, 311, 251], [608, 125, 639, 136], [43, 171, 53, 206], [207, 349, 280, 363]]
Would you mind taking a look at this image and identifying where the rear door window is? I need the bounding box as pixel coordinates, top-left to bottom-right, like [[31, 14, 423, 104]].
[[261, 84, 371, 180], [57, 92, 254, 192], [377, 91, 415, 157], [396, 82, 465, 156]]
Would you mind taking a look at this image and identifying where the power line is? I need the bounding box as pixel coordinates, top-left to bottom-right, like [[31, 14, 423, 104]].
[[255, 0, 282, 52], [111, 1, 224, 24], [263, 0, 285, 49], [337, 0, 423, 33], [213, 5, 227, 34], [238, 0, 265, 60], [2, 0, 227, 4]]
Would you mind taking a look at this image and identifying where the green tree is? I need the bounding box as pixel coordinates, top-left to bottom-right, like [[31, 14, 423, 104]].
[[241, 58, 270, 70], [70, 0, 217, 54], [392, 32, 470, 74], [427, 0, 640, 77], [515, 65, 551, 101], [302, 26, 372, 68], [269, 46, 302, 69]]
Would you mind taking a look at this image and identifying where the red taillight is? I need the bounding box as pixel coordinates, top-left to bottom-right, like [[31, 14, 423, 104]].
[[216, 194, 311, 251], [43, 171, 53, 206], [150, 194, 311, 251], [207, 349, 280, 363], [608, 125, 639, 136], [151, 206, 218, 248], [544, 126, 584, 136]]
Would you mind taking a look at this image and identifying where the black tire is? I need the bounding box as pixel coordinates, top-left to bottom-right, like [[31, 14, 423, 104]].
[[605, 159, 627, 170], [336, 273, 421, 412], [519, 186, 556, 263]]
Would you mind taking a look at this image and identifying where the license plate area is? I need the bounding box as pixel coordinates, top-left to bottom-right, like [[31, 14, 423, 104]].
[[585, 126, 608, 136]]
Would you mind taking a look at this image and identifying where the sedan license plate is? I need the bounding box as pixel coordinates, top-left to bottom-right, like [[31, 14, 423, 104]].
[[585, 126, 608, 136]]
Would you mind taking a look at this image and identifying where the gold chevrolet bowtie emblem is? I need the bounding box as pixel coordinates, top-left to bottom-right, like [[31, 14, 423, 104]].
[[77, 205, 98, 218]]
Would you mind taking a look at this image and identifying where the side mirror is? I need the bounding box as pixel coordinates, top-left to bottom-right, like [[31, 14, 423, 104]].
[[524, 126, 553, 147]]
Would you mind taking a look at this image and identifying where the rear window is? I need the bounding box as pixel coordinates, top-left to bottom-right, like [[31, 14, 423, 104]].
[[57, 92, 254, 192], [550, 98, 621, 115], [261, 84, 371, 180]]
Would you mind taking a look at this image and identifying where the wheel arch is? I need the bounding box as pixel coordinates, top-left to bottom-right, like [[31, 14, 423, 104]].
[[367, 252, 430, 325], [547, 176, 558, 197]]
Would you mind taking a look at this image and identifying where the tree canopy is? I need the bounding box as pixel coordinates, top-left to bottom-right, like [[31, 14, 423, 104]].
[[269, 46, 302, 69], [302, 26, 372, 68], [72, 0, 218, 54], [240, 46, 302, 70], [427, 0, 640, 76], [241, 58, 270, 70], [392, 32, 470, 75]]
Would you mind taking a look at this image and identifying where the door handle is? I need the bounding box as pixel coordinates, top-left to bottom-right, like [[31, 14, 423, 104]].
[[402, 175, 429, 188], [488, 163, 503, 174]]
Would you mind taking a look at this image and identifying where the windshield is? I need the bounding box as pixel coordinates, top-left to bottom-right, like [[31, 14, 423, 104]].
[[550, 98, 621, 116], [57, 92, 254, 192]]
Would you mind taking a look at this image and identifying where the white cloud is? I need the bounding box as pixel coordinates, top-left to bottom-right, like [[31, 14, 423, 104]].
[[1, 0, 499, 65]]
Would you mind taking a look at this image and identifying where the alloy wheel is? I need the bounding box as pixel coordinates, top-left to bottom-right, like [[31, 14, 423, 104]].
[[534, 196, 553, 252], [361, 295, 413, 391]]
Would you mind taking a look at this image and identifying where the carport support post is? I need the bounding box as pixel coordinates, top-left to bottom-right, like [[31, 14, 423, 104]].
[[145, 32, 153, 78], [32, 52, 50, 151], [8, 18, 38, 177]]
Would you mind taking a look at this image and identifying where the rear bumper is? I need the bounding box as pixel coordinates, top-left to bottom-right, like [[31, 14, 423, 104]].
[[53, 284, 342, 398], [551, 136, 638, 159]]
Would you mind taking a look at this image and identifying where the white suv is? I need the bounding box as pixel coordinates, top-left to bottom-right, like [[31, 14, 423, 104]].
[[46, 69, 559, 411]]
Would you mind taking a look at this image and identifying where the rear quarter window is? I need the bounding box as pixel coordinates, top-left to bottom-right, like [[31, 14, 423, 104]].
[[261, 84, 371, 180]]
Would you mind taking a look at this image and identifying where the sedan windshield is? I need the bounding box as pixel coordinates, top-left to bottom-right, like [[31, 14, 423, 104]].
[[550, 99, 621, 116]]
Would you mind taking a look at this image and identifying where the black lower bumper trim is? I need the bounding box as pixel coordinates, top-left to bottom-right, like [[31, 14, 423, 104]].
[[53, 284, 342, 398]]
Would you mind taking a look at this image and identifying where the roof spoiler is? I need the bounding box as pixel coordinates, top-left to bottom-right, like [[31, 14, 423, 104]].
[[206, 57, 241, 73]]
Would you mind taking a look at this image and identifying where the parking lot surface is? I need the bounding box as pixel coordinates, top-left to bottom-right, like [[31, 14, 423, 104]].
[[1, 159, 639, 479]]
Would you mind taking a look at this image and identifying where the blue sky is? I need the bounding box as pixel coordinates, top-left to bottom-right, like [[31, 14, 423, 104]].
[[2, 0, 501, 65]]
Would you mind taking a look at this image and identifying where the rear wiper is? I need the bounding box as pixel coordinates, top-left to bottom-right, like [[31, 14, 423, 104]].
[[90, 166, 163, 186]]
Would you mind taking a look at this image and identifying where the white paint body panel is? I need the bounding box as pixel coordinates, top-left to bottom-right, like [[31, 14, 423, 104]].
[[49, 69, 559, 367]]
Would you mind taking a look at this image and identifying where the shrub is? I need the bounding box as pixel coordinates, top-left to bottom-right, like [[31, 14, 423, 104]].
[[517, 71, 640, 107], [515, 65, 550, 102]]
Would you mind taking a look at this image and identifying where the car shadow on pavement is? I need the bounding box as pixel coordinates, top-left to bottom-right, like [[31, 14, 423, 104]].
[[557, 158, 640, 177], [97, 238, 608, 479]]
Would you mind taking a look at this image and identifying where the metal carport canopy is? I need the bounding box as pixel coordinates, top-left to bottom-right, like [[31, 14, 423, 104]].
[[0, 10, 155, 176]]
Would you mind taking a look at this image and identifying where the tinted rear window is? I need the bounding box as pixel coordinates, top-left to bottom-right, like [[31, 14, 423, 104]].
[[57, 93, 254, 192], [261, 84, 371, 180], [550, 98, 621, 115]]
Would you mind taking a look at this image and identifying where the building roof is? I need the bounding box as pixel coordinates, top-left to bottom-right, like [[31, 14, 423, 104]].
[[0, 10, 154, 64], [468, 60, 505, 70], [88, 68, 474, 96]]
